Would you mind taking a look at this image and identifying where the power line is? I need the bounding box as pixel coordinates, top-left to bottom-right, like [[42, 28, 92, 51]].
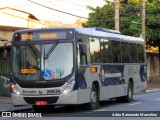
[[60, 0, 86, 8], [80, 0, 103, 7], [26, 0, 88, 19], [44, 0, 88, 11], [26, 0, 140, 23], [26, 0, 115, 22]]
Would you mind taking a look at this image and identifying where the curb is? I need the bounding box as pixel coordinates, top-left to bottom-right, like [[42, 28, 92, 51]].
[[146, 89, 160, 93]]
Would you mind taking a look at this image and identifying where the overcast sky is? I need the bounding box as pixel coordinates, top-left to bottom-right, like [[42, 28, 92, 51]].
[[0, 0, 113, 24]]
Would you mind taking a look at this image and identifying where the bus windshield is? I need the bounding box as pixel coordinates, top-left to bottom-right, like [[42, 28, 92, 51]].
[[12, 42, 73, 81]]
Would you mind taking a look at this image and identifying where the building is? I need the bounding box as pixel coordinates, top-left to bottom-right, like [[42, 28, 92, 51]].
[[0, 7, 50, 96]]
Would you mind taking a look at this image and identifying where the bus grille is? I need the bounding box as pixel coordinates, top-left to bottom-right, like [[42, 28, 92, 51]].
[[24, 96, 59, 104], [19, 82, 64, 88]]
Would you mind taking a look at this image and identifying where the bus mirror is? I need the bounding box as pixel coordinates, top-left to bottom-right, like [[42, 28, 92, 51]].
[[3, 49, 7, 59]]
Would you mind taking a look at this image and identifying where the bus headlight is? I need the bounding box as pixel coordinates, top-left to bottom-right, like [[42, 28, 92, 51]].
[[11, 83, 20, 95], [62, 80, 75, 94]]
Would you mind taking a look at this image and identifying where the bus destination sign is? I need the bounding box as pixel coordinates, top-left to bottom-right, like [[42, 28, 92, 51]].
[[19, 31, 67, 41]]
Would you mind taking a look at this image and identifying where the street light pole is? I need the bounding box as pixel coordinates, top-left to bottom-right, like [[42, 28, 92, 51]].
[[141, 0, 146, 41], [115, 0, 120, 31]]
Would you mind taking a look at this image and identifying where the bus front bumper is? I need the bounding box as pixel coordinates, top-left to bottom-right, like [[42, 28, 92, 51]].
[[11, 90, 79, 106]]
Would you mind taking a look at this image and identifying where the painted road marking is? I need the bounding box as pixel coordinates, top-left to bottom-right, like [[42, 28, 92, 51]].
[[92, 108, 107, 112], [129, 102, 142, 106], [95, 109, 106, 111], [146, 89, 160, 93], [155, 99, 160, 101]]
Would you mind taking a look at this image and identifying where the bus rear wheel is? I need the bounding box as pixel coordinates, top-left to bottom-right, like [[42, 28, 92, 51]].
[[123, 82, 133, 103], [87, 84, 99, 110]]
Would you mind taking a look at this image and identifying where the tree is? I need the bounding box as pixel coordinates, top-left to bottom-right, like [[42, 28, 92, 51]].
[[146, 1, 160, 51], [82, 3, 115, 29], [145, 0, 160, 65], [82, 0, 141, 37], [83, 0, 160, 54]]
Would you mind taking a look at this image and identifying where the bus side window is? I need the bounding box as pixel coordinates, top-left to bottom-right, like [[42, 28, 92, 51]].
[[89, 38, 101, 63], [79, 45, 87, 65], [130, 43, 138, 63], [112, 41, 121, 63]]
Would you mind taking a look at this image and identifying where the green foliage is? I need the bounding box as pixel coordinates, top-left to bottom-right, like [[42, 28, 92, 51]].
[[83, 1, 141, 36], [146, 0, 160, 47], [83, 0, 160, 48], [127, 0, 141, 4], [82, 3, 115, 29]]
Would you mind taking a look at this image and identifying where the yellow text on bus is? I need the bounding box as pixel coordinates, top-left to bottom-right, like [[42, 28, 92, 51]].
[[39, 33, 57, 39], [21, 34, 34, 40], [21, 68, 36, 74]]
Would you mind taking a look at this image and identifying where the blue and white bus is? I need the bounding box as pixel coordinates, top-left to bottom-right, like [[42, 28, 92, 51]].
[[10, 27, 147, 111]]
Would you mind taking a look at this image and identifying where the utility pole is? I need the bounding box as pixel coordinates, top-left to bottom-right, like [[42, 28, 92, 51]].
[[115, 0, 120, 31], [141, 0, 146, 41]]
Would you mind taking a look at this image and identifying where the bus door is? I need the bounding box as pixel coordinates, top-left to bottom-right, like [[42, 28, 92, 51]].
[[76, 35, 91, 104]]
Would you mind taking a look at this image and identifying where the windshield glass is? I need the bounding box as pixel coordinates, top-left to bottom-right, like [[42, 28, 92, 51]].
[[13, 43, 73, 81]]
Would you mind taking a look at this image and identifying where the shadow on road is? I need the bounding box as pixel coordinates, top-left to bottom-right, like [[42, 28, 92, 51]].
[[37, 99, 129, 117]]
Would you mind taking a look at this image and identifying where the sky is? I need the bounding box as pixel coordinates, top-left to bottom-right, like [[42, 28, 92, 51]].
[[0, 0, 114, 24]]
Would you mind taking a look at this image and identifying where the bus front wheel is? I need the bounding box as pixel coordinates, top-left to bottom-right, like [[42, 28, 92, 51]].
[[87, 84, 99, 110]]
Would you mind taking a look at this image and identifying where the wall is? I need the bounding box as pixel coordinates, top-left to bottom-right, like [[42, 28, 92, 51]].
[[0, 7, 50, 29], [0, 7, 51, 96], [0, 47, 10, 96], [146, 52, 160, 81], [0, 30, 13, 46]]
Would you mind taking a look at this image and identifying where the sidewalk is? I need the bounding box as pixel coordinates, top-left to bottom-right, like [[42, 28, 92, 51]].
[[0, 96, 32, 113]]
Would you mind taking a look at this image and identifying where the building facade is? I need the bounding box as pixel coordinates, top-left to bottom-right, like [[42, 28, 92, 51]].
[[0, 7, 50, 96]]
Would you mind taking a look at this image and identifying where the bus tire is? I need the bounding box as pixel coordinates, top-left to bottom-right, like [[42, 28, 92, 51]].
[[87, 84, 99, 110], [123, 82, 133, 103]]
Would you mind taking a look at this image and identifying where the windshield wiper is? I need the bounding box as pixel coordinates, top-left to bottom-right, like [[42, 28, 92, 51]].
[[44, 41, 58, 59]]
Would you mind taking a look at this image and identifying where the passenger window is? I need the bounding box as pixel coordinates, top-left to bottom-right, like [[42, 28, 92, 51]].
[[89, 38, 101, 63], [100, 39, 112, 63], [137, 44, 144, 63], [121, 42, 130, 63], [112, 41, 121, 63], [130, 43, 138, 63]]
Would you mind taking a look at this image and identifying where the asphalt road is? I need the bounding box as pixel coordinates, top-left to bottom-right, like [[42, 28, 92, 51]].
[[0, 90, 160, 120], [41, 90, 160, 117]]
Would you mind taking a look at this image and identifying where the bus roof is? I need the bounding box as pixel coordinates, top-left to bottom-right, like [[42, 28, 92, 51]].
[[14, 27, 144, 44], [75, 27, 144, 44]]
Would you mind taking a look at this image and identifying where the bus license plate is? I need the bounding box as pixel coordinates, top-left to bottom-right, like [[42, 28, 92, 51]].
[[35, 101, 47, 105]]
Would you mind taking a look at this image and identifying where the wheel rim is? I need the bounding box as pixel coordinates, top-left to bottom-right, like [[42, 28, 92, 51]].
[[91, 90, 97, 103], [128, 87, 132, 99]]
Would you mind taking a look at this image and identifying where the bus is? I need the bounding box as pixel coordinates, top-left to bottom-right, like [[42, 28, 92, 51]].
[[10, 27, 147, 111]]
